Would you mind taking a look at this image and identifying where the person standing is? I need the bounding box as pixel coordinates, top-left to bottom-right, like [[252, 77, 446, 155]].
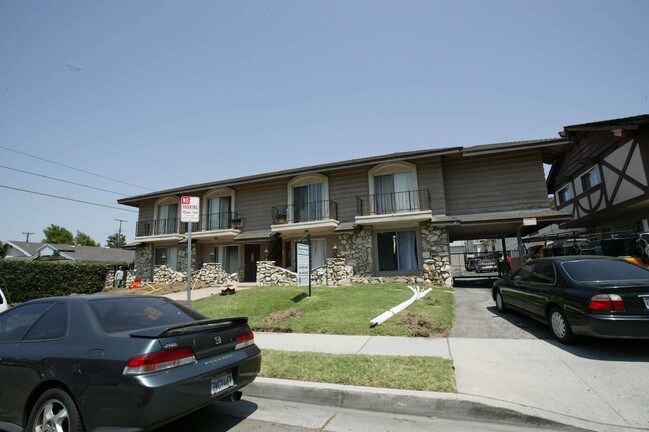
[[115, 267, 125, 288]]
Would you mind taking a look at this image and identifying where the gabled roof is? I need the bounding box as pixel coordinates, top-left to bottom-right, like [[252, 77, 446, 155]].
[[118, 138, 569, 205], [4, 241, 134, 264], [562, 114, 649, 132]]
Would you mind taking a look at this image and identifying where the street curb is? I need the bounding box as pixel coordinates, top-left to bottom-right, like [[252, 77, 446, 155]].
[[246, 378, 638, 432]]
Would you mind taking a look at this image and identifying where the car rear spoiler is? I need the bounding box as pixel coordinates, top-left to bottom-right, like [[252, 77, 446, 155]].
[[128, 317, 249, 338]]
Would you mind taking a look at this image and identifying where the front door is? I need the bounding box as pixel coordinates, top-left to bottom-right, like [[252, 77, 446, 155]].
[[244, 244, 261, 282]]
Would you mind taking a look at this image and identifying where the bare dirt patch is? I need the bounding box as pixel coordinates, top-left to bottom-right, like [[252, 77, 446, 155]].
[[255, 308, 304, 332], [398, 312, 435, 337], [100, 281, 210, 296]]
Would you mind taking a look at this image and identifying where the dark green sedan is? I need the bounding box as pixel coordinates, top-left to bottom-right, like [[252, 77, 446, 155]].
[[0, 295, 261, 432], [492, 256, 649, 343]]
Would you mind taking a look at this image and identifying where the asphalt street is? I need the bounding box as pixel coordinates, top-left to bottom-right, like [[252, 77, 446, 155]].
[[156, 396, 574, 432]]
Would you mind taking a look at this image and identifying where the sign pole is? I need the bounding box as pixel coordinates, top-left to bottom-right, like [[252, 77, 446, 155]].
[[187, 223, 192, 307], [180, 196, 200, 308]]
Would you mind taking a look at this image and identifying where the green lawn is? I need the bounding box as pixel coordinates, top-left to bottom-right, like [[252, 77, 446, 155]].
[[194, 284, 455, 337], [262, 349, 456, 392]]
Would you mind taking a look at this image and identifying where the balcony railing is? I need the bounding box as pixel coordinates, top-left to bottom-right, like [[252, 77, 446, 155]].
[[136, 218, 181, 237], [136, 213, 242, 237], [356, 189, 431, 216], [272, 200, 338, 224], [199, 211, 241, 231]]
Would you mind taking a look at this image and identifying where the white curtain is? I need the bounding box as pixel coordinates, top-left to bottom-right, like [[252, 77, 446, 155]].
[[397, 231, 418, 270], [311, 239, 326, 268], [393, 172, 414, 211]]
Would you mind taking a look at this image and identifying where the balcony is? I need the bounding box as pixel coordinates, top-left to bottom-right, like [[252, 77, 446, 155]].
[[135, 212, 242, 241], [271, 200, 339, 235], [356, 189, 433, 226]]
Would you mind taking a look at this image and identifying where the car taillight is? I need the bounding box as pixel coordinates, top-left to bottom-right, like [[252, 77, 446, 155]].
[[235, 331, 254, 350], [123, 348, 196, 375], [588, 294, 626, 312]]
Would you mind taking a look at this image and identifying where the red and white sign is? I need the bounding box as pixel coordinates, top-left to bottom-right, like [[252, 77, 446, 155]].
[[181, 196, 200, 223]]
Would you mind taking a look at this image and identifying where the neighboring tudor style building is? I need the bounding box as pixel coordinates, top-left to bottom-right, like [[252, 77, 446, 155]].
[[548, 114, 649, 233], [119, 139, 573, 286]]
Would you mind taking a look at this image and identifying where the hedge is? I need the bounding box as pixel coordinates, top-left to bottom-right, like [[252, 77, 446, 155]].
[[0, 260, 107, 304]]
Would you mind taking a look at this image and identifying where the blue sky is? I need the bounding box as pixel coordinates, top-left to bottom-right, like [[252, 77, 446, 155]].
[[1, 0, 648, 246]]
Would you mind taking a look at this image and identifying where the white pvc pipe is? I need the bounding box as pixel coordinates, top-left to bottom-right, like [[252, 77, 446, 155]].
[[370, 285, 431, 326]]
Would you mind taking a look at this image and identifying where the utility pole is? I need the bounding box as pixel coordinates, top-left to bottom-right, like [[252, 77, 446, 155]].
[[22, 232, 34, 242], [114, 219, 127, 248]]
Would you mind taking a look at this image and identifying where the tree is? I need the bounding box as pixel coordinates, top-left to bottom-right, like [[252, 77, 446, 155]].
[[106, 233, 126, 248], [42, 225, 74, 244], [0, 240, 4, 258], [75, 231, 100, 247]]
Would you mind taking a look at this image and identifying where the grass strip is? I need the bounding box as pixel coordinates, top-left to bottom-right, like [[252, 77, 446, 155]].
[[195, 284, 455, 337], [260, 349, 456, 393]]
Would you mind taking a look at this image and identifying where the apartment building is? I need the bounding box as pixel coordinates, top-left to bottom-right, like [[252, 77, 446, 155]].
[[118, 139, 572, 285]]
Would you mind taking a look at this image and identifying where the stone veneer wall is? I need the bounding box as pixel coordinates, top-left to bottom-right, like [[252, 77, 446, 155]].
[[337, 226, 374, 276], [134, 244, 153, 281], [177, 243, 198, 273], [256, 258, 354, 287], [153, 262, 238, 285], [419, 221, 453, 287]]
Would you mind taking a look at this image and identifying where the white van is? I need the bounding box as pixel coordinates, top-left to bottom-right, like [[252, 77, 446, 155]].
[[0, 287, 9, 313]]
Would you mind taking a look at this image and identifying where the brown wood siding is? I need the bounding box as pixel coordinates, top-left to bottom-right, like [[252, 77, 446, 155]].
[[413, 157, 446, 214], [235, 180, 286, 231], [138, 200, 155, 222], [442, 150, 548, 215], [328, 167, 369, 222]]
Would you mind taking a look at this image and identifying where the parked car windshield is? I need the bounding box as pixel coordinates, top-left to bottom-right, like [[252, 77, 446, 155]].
[[561, 259, 649, 281], [89, 297, 206, 333]]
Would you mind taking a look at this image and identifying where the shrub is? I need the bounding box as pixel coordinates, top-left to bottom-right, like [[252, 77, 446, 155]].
[[0, 260, 106, 304]]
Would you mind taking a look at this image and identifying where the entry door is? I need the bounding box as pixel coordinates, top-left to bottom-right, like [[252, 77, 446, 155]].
[[244, 244, 261, 282]]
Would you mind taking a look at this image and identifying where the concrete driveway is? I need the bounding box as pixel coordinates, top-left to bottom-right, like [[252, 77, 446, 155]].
[[450, 278, 649, 431], [450, 278, 550, 339]]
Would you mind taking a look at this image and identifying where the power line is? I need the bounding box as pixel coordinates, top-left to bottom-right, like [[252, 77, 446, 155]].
[[0, 164, 127, 196], [0, 145, 154, 192], [0, 184, 138, 212]]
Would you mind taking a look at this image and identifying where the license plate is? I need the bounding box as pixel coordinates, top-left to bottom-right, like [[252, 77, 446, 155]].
[[643, 297, 649, 309], [211, 371, 234, 396]]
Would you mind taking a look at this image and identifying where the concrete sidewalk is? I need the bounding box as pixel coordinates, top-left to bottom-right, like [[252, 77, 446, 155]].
[[250, 332, 649, 432]]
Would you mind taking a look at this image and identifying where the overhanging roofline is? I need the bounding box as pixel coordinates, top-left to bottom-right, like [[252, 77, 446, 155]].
[[119, 137, 566, 206]]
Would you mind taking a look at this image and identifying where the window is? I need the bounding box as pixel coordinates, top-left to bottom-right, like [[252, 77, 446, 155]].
[[155, 201, 178, 234], [368, 161, 419, 215], [311, 239, 326, 268], [528, 261, 556, 285], [580, 168, 599, 192], [213, 245, 239, 273], [0, 303, 51, 341], [287, 174, 329, 223], [155, 246, 178, 271], [206, 196, 232, 230], [294, 183, 324, 222], [24, 303, 68, 340], [556, 185, 573, 205], [376, 231, 419, 272]]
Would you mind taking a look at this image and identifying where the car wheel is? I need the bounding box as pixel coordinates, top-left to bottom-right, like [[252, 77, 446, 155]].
[[549, 306, 575, 344], [495, 290, 508, 313], [27, 388, 84, 432]]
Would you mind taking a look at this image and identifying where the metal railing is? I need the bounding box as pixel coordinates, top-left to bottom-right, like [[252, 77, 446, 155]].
[[272, 200, 338, 224], [136, 213, 242, 237], [199, 211, 241, 231], [136, 218, 181, 237], [356, 189, 431, 216]]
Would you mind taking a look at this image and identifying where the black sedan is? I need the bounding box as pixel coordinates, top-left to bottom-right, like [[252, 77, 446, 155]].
[[492, 256, 649, 343], [0, 295, 261, 432]]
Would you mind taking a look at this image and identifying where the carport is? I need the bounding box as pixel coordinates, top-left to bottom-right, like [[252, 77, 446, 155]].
[[439, 209, 573, 281]]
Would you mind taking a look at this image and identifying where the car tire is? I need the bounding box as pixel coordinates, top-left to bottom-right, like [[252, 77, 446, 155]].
[[549, 306, 576, 344], [494, 289, 508, 313], [27, 388, 84, 432]]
